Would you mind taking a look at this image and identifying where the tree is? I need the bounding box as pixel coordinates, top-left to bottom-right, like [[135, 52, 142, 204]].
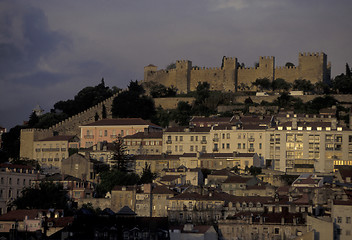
[[333, 74, 352, 94], [139, 163, 157, 184], [272, 78, 291, 91], [292, 79, 314, 92], [28, 112, 39, 127], [102, 104, 107, 119], [11, 182, 68, 209], [285, 62, 295, 67], [166, 62, 176, 70], [249, 166, 262, 176], [195, 82, 210, 105], [95, 169, 140, 197], [172, 101, 192, 126], [346, 63, 351, 78], [252, 78, 271, 91], [112, 81, 156, 120], [111, 137, 129, 171]]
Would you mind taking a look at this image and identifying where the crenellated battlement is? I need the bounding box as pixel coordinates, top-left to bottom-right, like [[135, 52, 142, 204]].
[[299, 52, 324, 57], [260, 56, 274, 60]]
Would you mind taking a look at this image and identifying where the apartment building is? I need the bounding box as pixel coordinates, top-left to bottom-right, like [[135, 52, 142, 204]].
[[331, 200, 352, 240], [79, 118, 162, 148], [0, 164, 41, 214], [33, 135, 79, 171], [265, 119, 352, 173], [123, 131, 163, 155], [163, 127, 211, 155]]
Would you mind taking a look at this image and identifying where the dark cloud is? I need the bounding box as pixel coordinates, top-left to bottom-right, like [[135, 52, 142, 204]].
[[0, 2, 69, 80]]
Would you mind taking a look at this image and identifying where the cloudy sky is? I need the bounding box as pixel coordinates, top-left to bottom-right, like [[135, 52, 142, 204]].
[[1, 0, 351, 130]]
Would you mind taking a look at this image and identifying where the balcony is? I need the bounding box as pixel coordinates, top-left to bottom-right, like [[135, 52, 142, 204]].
[[84, 135, 94, 139], [213, 148, 219, 152], [248, 148, 255, 152], [110, 135, 118, 139], [248, 137, 255, 142], [166, 150, 172, 154], [166, 140, 172, 144], [213, 138, 219, 142], [201, 140, 207, 144]]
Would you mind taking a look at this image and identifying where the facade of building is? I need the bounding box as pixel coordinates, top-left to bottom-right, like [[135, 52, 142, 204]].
[[124, 131, 163, 155], [33, 135, 79, 171], [0, 164, 41, 214], [61, 153, 98, 183], [331, 200, 352, 240], [265, 120, 352, 173], [79, 118, 162, 148]]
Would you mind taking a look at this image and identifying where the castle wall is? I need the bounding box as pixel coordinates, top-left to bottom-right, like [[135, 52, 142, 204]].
[[143, 52, 330, 92], [190, 67, 224, 91], [20, 93, 118, 160], [275, 66, 299, 83]]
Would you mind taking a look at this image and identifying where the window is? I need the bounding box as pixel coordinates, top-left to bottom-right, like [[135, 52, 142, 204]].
[[104, 130, 108, 136], [238, 143, 241, 149], [259, 143, 262, 149], [99, 130, 102, 137], [226, 143, 230, 149], [238, 134, 241, 139], [226, 133, 230, 139], [337, 217, 342, 223], [191, 136, 194, 141], [243, 143, 245, 149], [347, 217, 351, 224], [190, 146, 194, 151], [175, 136, 178, 141], [180, 136, 183, 141]]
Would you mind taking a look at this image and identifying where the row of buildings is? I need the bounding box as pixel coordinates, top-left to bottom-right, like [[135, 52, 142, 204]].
[[22, 110, 352, 175]]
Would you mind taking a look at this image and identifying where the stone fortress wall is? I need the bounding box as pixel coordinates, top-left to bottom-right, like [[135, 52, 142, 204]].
[[143, 52, 331, 93], [20, 93, 118, 159]]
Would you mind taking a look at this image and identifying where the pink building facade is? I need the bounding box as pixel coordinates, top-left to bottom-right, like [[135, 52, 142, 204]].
[[79, 118, 162, 148]]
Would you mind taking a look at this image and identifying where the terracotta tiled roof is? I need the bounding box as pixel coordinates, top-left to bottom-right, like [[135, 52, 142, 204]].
[[333, 200, 352, 206], [152, 185, 175, 195], [0, 163, 33, 170], [0, 210, 41, 221], [209, 169, 235, 176], [81, 118, 161, 128], [222, 175, 251, 184]]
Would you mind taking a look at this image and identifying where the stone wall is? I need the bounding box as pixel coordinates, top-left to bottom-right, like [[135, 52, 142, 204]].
[[154, 97, 195, 110], [20, 93, 118, 160]]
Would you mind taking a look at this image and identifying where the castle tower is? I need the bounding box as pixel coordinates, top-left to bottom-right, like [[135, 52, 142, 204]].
[[175, 60, 192, 93], [222, 57, 238, 92], [298, 52, 330, 84], [258, 56, 275, 81], [144, 64, 158, 82]]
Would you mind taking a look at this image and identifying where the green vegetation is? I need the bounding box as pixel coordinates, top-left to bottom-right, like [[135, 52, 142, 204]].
[[11, 182, 69, 210], [112, 80, 155, 120]]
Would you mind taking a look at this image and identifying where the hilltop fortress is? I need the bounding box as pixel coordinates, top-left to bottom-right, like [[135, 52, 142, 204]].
[[143, 52, 331, 93]]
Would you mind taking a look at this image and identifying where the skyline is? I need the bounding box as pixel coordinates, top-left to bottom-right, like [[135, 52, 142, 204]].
[[1, 0, 352, 130]]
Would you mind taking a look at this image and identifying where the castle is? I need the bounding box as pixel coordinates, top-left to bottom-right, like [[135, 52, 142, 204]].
[[143, 52, 331, 93]]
